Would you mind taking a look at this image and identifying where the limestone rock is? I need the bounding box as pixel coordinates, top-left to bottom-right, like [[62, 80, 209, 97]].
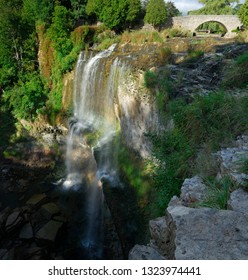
[[216, 137, 248, 185], [149, 217, 170, 256], [128, 245, 165, 260], [228, 188, 248, 214], [36, 220, 63, 242], [180, 176, 208, 206], [167, 205, 248, 260]]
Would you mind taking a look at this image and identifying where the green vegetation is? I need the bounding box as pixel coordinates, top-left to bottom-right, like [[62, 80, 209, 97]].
[[189, 0, 240, 15], [223, 51, 248, 88], [239, 0, 248, 27], [144, 0, 168, 28], [86, 0, 142, 31], [150, 91, 248, 215], [197, 177, 234, 209]]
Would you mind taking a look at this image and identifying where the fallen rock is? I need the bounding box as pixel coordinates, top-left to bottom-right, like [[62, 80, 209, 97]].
[[40, 203, 60, 220], [19, 223, 33, 240], [36, 220, 63, 242], [5, 210, 24, 232], [228, 188, 248, 214], [128, 245, 165, 260], [166, 205, 248, 260], [26, 194, 47, 208]]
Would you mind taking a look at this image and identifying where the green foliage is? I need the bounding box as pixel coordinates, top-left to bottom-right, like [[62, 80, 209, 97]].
[[223, 52, 248, 88], [87, 0, 142, 31], [144, 70, 158, 88], [189, 0, 239, 15], [197, 177, 234, 209], [70, 0, 88, 22], [4, 72, 47, 120], [144, 0, 168, 27], [239, 0, 248, 27], [165, 1, 182, 17], [22, 0, 54, 25], [150, 91, 248, 215]]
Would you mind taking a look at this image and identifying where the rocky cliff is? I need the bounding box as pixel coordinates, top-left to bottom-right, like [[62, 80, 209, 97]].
[[129, 136, 248, 260]]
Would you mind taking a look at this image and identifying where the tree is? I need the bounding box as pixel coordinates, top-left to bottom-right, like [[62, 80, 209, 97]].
[[239, 0, 248, 27], [86, 0, 142, 31], [22, 0, 54, 24], [189, 0, 240, 15], [144, 0, 168, 27], [70, 0, 88, 22], [165, 1, 181, 17]]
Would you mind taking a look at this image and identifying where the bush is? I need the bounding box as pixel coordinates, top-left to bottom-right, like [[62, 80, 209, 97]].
[[4, 72, 47, 120]]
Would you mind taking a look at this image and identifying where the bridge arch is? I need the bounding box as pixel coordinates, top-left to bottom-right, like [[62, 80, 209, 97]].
[[195, 20, 228, 35], [172, 15, 242, 37]]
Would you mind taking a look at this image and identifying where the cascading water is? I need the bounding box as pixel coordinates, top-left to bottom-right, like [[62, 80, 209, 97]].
[[63, 45, 123, 259]]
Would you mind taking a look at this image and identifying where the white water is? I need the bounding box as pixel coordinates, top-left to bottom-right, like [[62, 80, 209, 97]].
[[63, 45, 123, 258]]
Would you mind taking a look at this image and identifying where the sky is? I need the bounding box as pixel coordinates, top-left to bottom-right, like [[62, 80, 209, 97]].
[[171, 0, 245, 15]]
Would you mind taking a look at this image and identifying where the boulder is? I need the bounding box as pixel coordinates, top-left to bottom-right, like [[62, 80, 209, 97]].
[[180, 176, 208, 206], [36, 220, 63, 243], [228, 188, 248, 214], [216, 137, 248, 185], [26, 194, 47, 208], [5, 210, 24, 232], [128, 245, 165, 260], [40, 203, 60, 220], [19, 223, 33, 240], [166, 205, 248, 260]]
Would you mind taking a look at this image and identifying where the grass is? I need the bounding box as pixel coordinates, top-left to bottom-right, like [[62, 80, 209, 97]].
[[150, 91, 248, 215], [197, 177, 234, 210], [120, 30, 163, 44], [222, 52, 248, 88]]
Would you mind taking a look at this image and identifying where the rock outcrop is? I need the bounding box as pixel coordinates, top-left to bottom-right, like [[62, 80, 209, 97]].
[[129, 135, 248, 260]]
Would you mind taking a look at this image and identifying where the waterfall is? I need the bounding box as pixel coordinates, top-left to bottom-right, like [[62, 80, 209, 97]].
[[63, 45, 123, 259]]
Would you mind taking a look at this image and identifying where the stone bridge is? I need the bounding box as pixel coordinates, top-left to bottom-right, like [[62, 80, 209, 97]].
[[172, 15, 242, 37]]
